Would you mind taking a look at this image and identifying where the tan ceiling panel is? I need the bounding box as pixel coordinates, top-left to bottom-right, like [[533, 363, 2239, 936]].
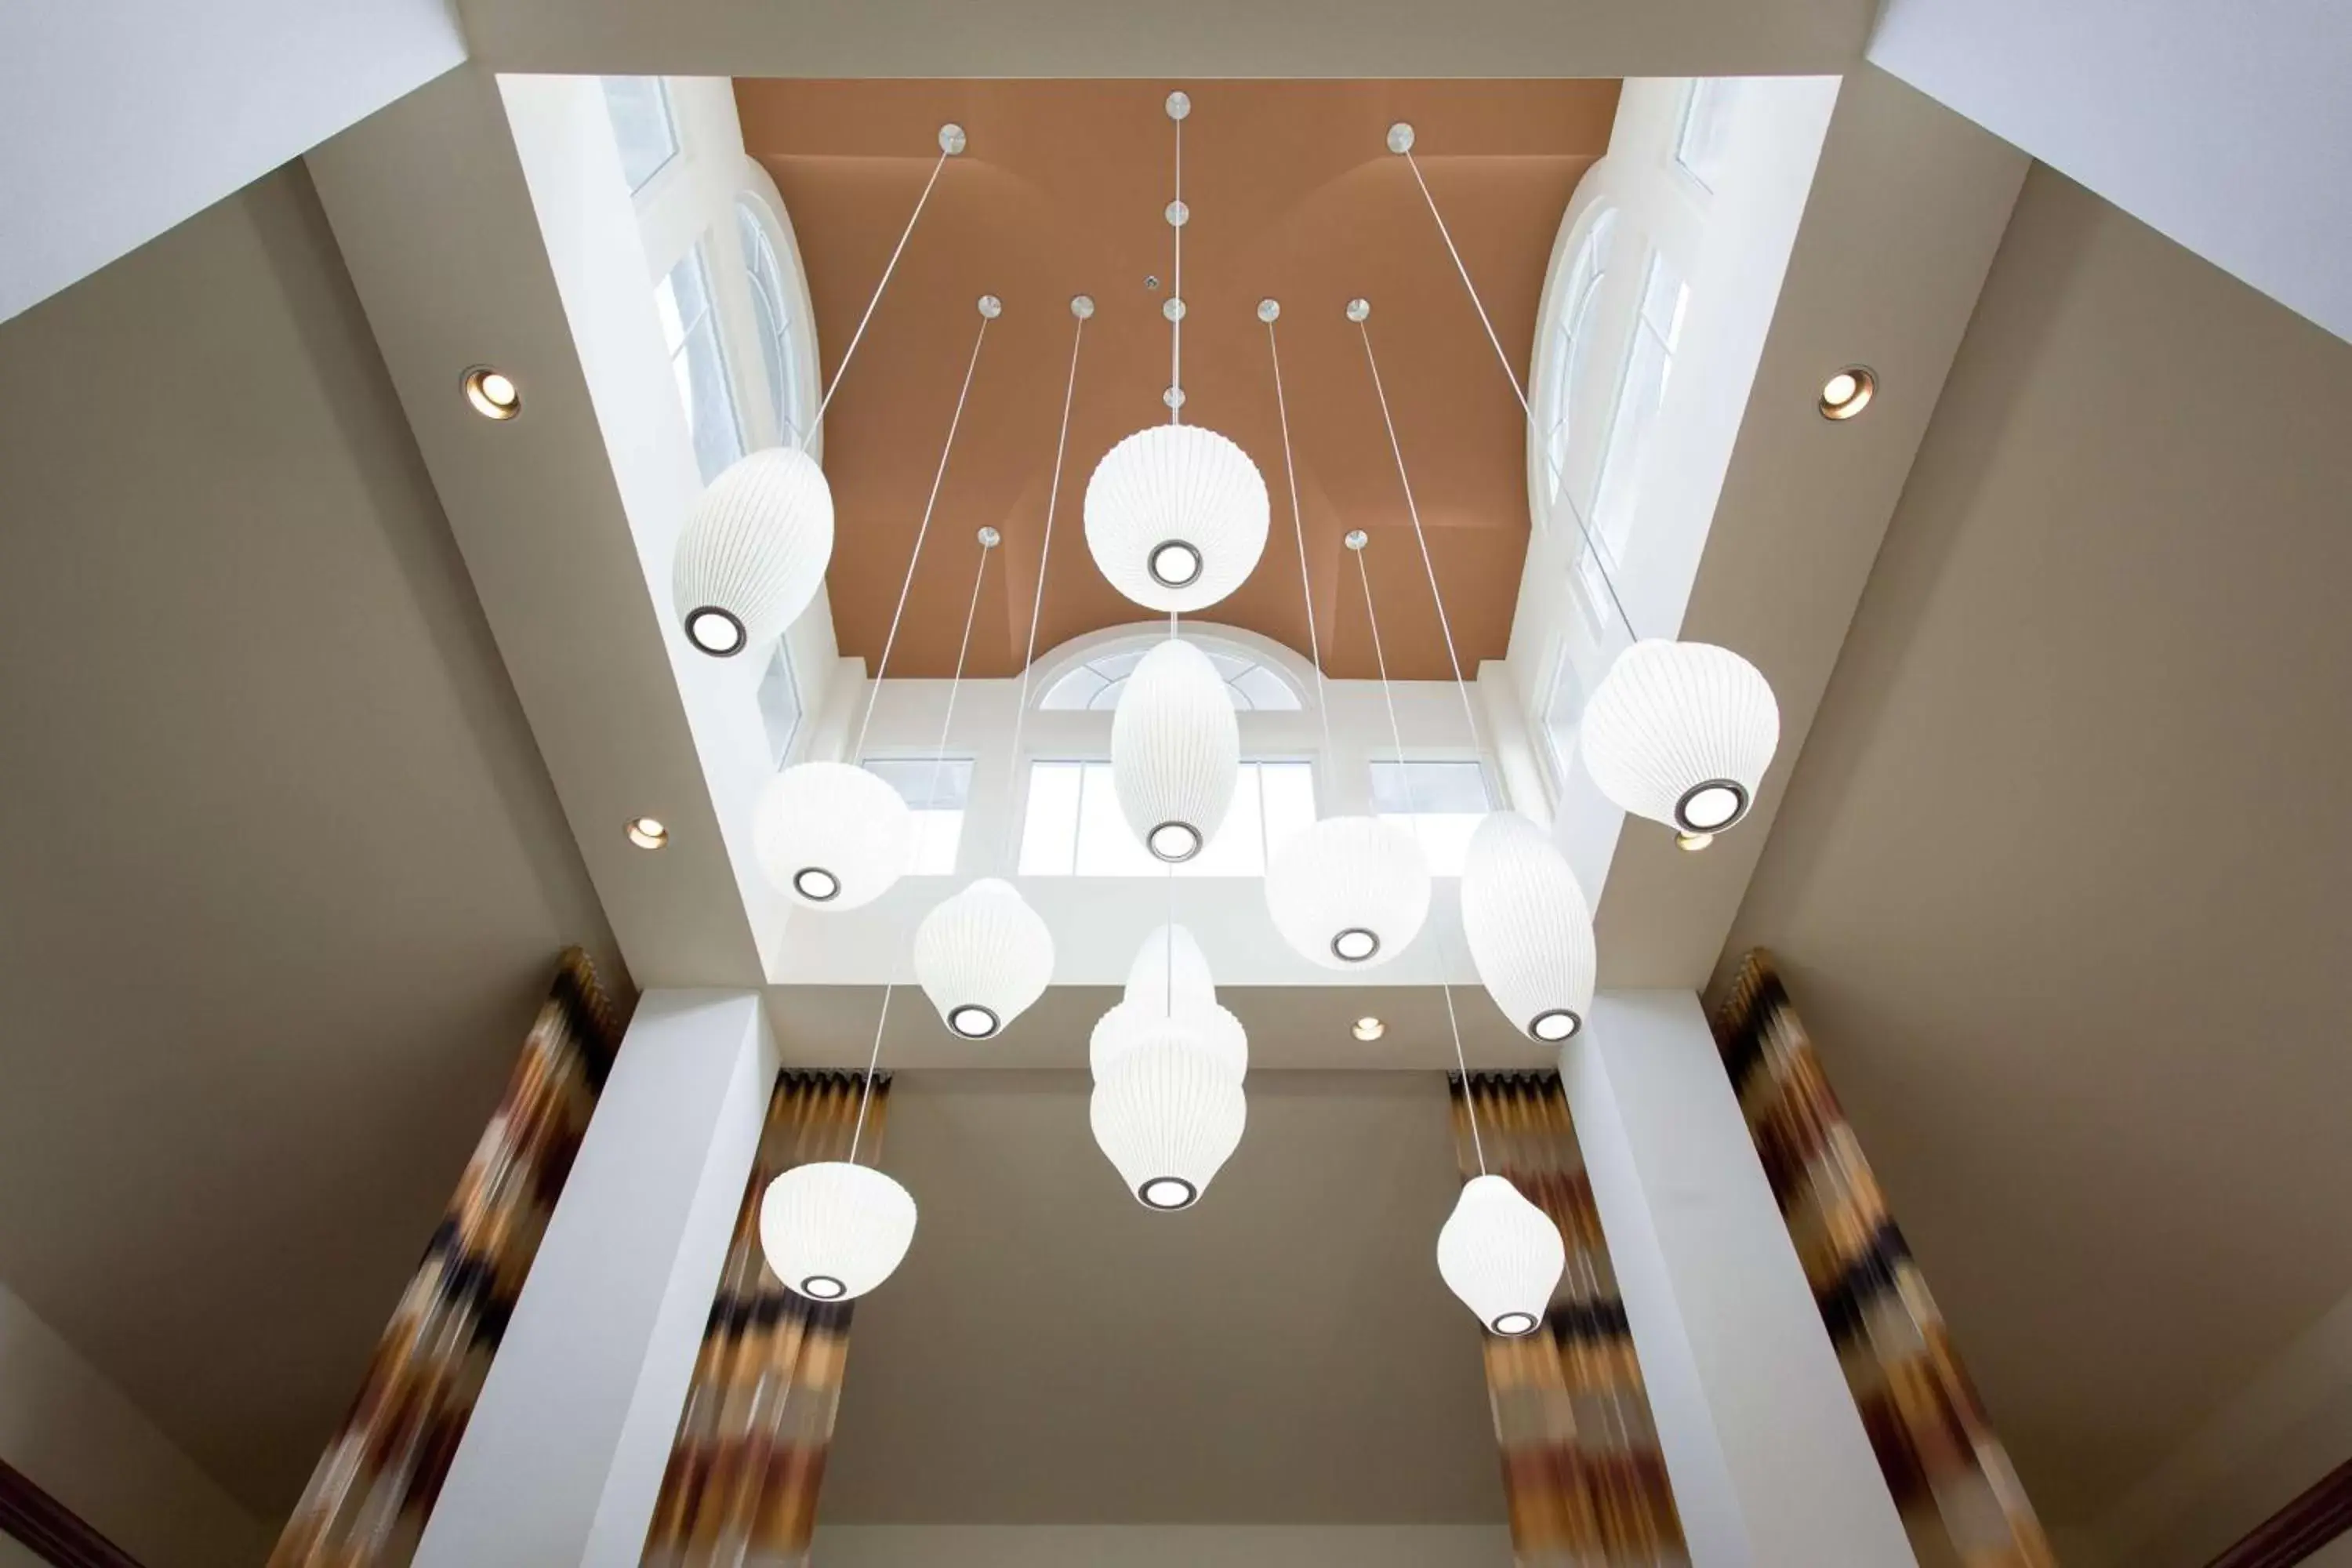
[[737, 78, 1618, 679]]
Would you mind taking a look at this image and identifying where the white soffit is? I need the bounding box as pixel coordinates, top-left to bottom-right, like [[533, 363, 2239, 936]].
[[455, 0, 1878, 76], [307, 65, 771, 988], [1595, 67, 2029, 985]]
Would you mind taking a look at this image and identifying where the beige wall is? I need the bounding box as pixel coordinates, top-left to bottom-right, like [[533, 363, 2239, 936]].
[[810, 1525, 1513, 1566], [0, 1279, 267, 1567]]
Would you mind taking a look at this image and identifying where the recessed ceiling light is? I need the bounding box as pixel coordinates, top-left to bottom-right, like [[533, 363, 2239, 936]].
[[1819, 365, 1875, 420], [463, 366, 522, 420], [626, 816, 669, 850], [1352, 1016, 1385, 1042]]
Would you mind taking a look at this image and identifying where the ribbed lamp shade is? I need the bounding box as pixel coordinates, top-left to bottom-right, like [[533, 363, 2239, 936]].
[[912, 878, 1055, 1040], [1090, 1000, 1249, 1083], [755, 761, 912, 910], [1436, 1174, 1563, 1337], [1084, 424, 1270, 613], [758, 1160, 918, 1303], [1123, 922, 1217, 1016], [1581, 640, 1780, 835], [1264, 815, 1432, 969], [1090, 1030, 1249, 1211], [1110, 638, 1239, 862], [672, 446, 836, 658], [1459, 811, 1596, 1044]]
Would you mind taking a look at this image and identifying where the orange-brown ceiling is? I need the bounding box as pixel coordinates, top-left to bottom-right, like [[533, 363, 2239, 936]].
[[736, 80, 1618, 679]]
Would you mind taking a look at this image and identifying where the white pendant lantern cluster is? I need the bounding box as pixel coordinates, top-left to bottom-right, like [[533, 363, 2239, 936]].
[[1580, 639, 1780, 840], [1090, 924, 1248, 1210], [760, 1157, 918, 1305], [1110, 637, 1239, 863], [914, 876, 1055, 1040], [1460, 811, 1595, 1044], [1436, 1174, 1564, 1338]]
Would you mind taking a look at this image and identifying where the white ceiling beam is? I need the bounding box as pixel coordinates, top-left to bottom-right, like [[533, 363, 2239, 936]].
[[0, 0, 466, 326]]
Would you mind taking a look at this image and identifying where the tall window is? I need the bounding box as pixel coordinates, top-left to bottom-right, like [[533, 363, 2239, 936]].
[[1581, 249, 1690, 622], [1370, 759, 1494, 875], [1538, 209, 1617, 519], [757, 642, 801, 767], [1019, 760, 1315, 877], [601, 78, 679, 194], [1541, 642, 1586, 790], [655, 247, 744, 485], [862, 757, 971, 875], [736, 201, 805, 446], [1675, 79, 1739, 192]]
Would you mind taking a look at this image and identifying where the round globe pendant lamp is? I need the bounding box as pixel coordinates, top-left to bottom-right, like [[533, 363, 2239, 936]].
[[1090, 999, 1248, 1083], [754, 760, 912, 909], [672, 446, 836, 658], [1090, 1025, 1248, 1211], [759, 1159, 919, 1303], [1580, 640, 1780, 837], [1264, 814, 1431, 969], [1111, 638, 1238, 863], [913, 877, 1054, 1040], [1084, 424, 1269, 613], [1459, 811, 1596, 1044], [1436, 1174, 1563, 1337]]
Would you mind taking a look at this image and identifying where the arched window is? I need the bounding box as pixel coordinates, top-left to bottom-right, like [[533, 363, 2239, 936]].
[[1039, 637, 1302, 712], [735, 197, 810, 448], [1536, 206, 1617, 521]]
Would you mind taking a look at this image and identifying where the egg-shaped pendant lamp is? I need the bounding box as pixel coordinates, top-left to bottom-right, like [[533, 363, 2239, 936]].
[[758, 1160, 918, 1303], [1459, 811, 1596, 1044], [1083, 425, 1269, 613], [755, 761, 912, 910], [672, 446, 836, 658], [1110, 638, 1239, 863], [1580, 640, 1780, 837], [912, 878, 1055, 1040], [1436, 1174, 1563, 1337], [1263, 815, 1432, 969]]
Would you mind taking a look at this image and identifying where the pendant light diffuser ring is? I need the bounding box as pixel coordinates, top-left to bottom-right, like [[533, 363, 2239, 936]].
[[673, 446, 837, 659], [1084, 425, 1269, 612]]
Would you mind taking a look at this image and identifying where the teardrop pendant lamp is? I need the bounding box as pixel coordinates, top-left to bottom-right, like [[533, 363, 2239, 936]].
[[1111, 637, 1239, 863], [1091, 922, 1248, 1083], [1090, 1022, 1249, 1211], [1385, 122, 1780, 844], [756, 295, 999, 911], [1083, 92, 1268, 612], [1123, 921, 1216, 1017], [1436, 1173, 1564, 1338], [1254, 299, 1432, 969], [676, 122, 964, 658], [760, 990, 918, 1302]]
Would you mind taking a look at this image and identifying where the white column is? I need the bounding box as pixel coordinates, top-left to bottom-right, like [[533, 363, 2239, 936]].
[[1565, 990, 1914, 1567], [416, 990, 775, 1568]]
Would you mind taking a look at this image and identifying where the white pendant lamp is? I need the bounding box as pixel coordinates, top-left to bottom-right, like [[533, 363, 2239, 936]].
[[755, 760, 912, 909], [1581, 640, 1780, 837], [1090, 999, 1248, 1083], [913, 877, 1054, 1040], [1090, 1026, 1249, 1210], [672, 445, 836, 658], [1084, 425, 1269, 612], [1436, 1174, 1564, 1338], [1123, 922, 1216, 1015], [1264, 815, 1432, 969], [759, 1159, 919, 1303], [1459, 811, 1596, 1044], [1111, 638, 1239, 862]]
